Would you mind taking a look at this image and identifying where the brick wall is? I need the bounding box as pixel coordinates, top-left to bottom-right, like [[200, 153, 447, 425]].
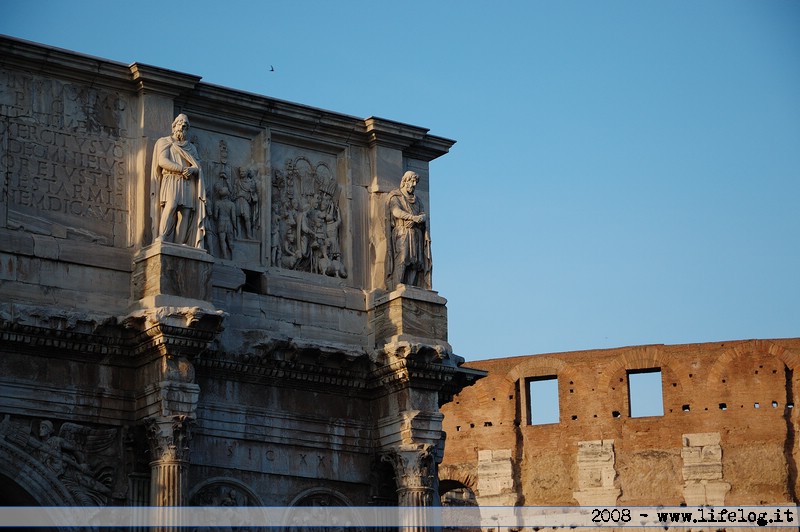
[[440, 339, 800, 505]]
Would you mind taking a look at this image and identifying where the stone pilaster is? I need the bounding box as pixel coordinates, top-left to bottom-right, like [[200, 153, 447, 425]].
[[573, 439, 620, 505], [681, 432, 730, 505]]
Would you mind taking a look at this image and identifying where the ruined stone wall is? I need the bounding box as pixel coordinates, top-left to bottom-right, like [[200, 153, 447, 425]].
[[441, 339, 800, 506]]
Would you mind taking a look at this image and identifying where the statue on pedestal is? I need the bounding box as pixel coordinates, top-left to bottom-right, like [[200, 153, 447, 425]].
[[151, 114, 207, 248], [387, 171, 431, 289]]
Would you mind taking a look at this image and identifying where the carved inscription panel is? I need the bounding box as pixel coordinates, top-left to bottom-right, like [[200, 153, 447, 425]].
[[0, 70, 132, 245]]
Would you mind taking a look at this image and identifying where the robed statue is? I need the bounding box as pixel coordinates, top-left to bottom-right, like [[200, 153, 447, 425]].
[[151, 114, 207, 248], [386, 171, 432, 290]]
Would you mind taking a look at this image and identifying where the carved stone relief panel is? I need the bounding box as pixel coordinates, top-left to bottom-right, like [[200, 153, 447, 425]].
[[286, 489, 361, 532], [184, 128, 267, 264], [0, 69, 133, 246], [270, 145, 347, 278], [0, 414, 121, 505], [189, 479, 260, 506]]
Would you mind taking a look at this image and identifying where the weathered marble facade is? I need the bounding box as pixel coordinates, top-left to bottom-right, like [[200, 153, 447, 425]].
[[0, 35, 485, 515]]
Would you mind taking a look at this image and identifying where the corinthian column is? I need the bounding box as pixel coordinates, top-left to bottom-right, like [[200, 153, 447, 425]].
[[145, 415, 194, 507], [383, 444, 437, 532]]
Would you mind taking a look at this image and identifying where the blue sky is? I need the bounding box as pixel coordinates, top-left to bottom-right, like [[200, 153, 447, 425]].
[[3, 1, 799, 361]]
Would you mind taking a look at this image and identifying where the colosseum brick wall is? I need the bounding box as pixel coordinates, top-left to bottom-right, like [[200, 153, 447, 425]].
[[440, 338, 800, 507]]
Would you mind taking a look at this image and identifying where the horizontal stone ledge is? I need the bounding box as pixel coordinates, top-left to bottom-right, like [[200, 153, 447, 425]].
[[0, 228, 132, 272]]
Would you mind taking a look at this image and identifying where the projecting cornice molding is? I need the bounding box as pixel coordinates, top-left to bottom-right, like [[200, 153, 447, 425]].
[[0, 35, 134, 92], [129, 63, 202, 98], [365, 117, 456, 161]]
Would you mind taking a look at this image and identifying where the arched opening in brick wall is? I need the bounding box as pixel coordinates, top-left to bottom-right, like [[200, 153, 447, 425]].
[[439, 479, 477, 507]]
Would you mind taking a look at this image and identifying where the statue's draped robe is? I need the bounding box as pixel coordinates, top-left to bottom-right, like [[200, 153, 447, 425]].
[[150, 136, 207, 248], [387, 190, 431, 289]]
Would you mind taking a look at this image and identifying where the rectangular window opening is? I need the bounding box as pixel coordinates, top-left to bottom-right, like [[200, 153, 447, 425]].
[[527, 376, 559, 425], [628, 368, 664, 418]]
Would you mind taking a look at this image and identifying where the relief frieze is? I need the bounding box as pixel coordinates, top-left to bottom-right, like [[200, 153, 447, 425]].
[[271, 156, 347, 278]]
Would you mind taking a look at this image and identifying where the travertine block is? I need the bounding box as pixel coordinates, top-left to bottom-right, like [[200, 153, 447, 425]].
[[704, 481, 731, 505], [683, 463, 723, 480], [477, 448, 515, 497], [701, 444, 722, 462], [683, 432, 720, 447], [573, 440, 619, 505], [683, 481, 706, 506]]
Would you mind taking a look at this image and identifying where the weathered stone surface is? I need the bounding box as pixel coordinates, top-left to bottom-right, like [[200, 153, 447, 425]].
[[573, 440, 620, 505], [0, 35, 482, 512]]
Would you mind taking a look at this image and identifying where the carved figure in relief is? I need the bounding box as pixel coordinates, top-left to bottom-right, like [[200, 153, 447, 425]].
[[319, 184, 347, 278], [151, 114, 207, 248], [271, 158, 346, 277], [387, 171, 431, 289], [213, 174, 237, 260], [234, 167, 259, 240], [281, 229, 302, 269], [30, 419, 117, 505]]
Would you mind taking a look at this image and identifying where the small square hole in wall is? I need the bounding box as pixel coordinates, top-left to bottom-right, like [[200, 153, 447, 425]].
[[628, 368, 664, 417]]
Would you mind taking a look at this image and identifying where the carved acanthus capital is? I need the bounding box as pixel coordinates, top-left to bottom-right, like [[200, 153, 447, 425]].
[[382, 444, 436, 491], [145, 415, 195, 463]]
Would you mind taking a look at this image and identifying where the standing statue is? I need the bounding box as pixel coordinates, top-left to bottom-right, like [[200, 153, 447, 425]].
[[386, 171, 431, 289], [150, 114, 207, 248]]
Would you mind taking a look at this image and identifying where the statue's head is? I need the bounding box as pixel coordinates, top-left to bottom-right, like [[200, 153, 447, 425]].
[[172, 114, 190, 141], [400, 171, 419, 193], [39, 420, 54, 437]]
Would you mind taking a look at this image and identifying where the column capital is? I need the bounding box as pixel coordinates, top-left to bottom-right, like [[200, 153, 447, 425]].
[[382, 444, 436, 492], [145, 414, 195, 464]]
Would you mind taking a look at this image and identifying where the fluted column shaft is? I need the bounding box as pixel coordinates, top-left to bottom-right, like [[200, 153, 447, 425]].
[[149, 458, 189, 506]]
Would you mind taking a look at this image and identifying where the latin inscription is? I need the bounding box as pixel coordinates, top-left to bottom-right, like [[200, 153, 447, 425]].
[[3, 121, 127, 223], [0, 70, 130, 242]]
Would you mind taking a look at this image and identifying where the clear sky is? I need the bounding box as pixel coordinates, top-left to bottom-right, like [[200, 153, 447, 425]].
[[2, 1, 798, 361]]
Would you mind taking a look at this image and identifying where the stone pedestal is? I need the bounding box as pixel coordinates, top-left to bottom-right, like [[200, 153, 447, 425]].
[[132, 241, 215, 307], [370, 285, 449, 349]]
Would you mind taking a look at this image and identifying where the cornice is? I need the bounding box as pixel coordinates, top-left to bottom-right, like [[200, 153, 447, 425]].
[[194, 350, 371, 394], [0, 320, 128, 359], [0, 317, 221, 363], [0, 35, 135, 93], [365, 117, 456, 161]]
